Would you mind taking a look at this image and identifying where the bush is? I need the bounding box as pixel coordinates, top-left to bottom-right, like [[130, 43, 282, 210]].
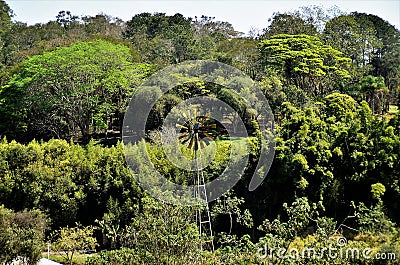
[[85, 249, 143, 265], [0, 138, 142, 230], [0, 205, 47, 264]]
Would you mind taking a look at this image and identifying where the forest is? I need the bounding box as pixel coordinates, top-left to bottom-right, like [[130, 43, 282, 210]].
[[0, 1, 399, 264]]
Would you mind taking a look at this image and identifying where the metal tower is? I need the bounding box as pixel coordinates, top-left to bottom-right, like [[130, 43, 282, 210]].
[[177, 111, 215, 251]]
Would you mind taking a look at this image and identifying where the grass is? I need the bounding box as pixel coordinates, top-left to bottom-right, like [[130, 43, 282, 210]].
[[389, 105, 399, 114], [384, 105, 399, 119], [44, 252, 91, 265]]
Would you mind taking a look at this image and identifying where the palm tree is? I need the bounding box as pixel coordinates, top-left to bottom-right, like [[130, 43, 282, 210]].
[[361, 75, 388, 115]]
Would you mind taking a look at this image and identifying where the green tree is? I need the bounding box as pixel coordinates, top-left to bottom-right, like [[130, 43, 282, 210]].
[[357, 13, 400, 100], [360, 75, 388, 114], [354, 183, 395, 235], [323, 92, 356, 119], [51, 223, 98, 265], [211, 192, 253, 235], [262, 13, 317, 38], [0, 0, 13, 66], [324, 12, 400, 96], [214, 38, 261, 79], [122, 196, 202, 264], [82, 14, 125, 37], [123, 13, 195, 64], [0, 12, 128, 67], [259, 197, 317, 239], [192, 15, 238, 42], [0, 39, 150, 141], [259, 34, 351, 96], [0, 138, 143, 229], [324, 15, 362, 61], [190, 16, 239, 63]]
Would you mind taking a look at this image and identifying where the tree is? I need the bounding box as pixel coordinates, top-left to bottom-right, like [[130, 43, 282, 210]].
[[122, 196, 202, 264], [0, 11, 128, 68], [360, 75, 388, 114], [214, 38, 261, 79], [294, 5, 341, 33], [123, 13, 195, 64], [357, 13, 400, 97], [261, 5, 343, 39], [259, 34, 351, 96], [324, 14, 380, 74], [192, 15, 238, 42], [0, 39, 151, 141], [262, 13, 317, 39], [323, 92, 356, 119], [211, 192, 253, 235], [82, 14, 125, 37], [259, 197, 319, 242], [0, 1, 12, 33], [0, 0, 13, 66], [55, 10, 79, 30], [51, 224, 98, 265], [189, 16, 241, 64], [324, 12, 400, 96]]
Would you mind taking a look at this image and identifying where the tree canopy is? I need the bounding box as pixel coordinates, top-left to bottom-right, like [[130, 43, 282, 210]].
[[259, 34, 351, 96], [0, 39, 151, 141]]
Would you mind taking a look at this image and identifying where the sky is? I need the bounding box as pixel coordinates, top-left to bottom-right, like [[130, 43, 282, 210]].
[[6, 0, 400, 34]]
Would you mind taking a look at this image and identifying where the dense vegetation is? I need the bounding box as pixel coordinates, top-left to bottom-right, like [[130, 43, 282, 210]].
[[0, 1, 399, 264]]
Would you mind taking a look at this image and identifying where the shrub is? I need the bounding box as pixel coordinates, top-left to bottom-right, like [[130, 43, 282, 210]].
[[0, 205, 47, 264]]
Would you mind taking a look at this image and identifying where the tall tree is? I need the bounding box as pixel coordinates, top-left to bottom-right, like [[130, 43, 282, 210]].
[[259, 34, 351, 96], [357, 13, 400, 95], [215, 38, 260, 79], [0, 39, 151, 141], [82, 14, 125, 37], [360, 75, 388, 115], [0, 0, 13, 66], [192, 15, 238, 41], [324, 12, 400, 93], [123, 13, 195, 64], [262, 13, 317, 39], [261, 5, 342, 39]]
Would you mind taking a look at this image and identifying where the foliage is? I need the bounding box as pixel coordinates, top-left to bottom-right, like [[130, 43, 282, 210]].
[[360, 75, 389, 114], [324, 12, 400, 94], [355, 201, 396, 235], [212, 191, 253, 234], [124, 13, 194, 63], [85, 248, 140, 265], [51, 223, 98, 265], [259, 34, 351, 96], [0, 39, 151, 141], [371, 183, 386, 200], [263, 13, 317, 38], [0, 205, 47, 265], [323, 92, 356, 118], [262, 5, 341, 38], [94, 196, 202, 265], [214, 38, 260, 79], [0, 138, 142, 229], [259, 197, 319, 242]]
